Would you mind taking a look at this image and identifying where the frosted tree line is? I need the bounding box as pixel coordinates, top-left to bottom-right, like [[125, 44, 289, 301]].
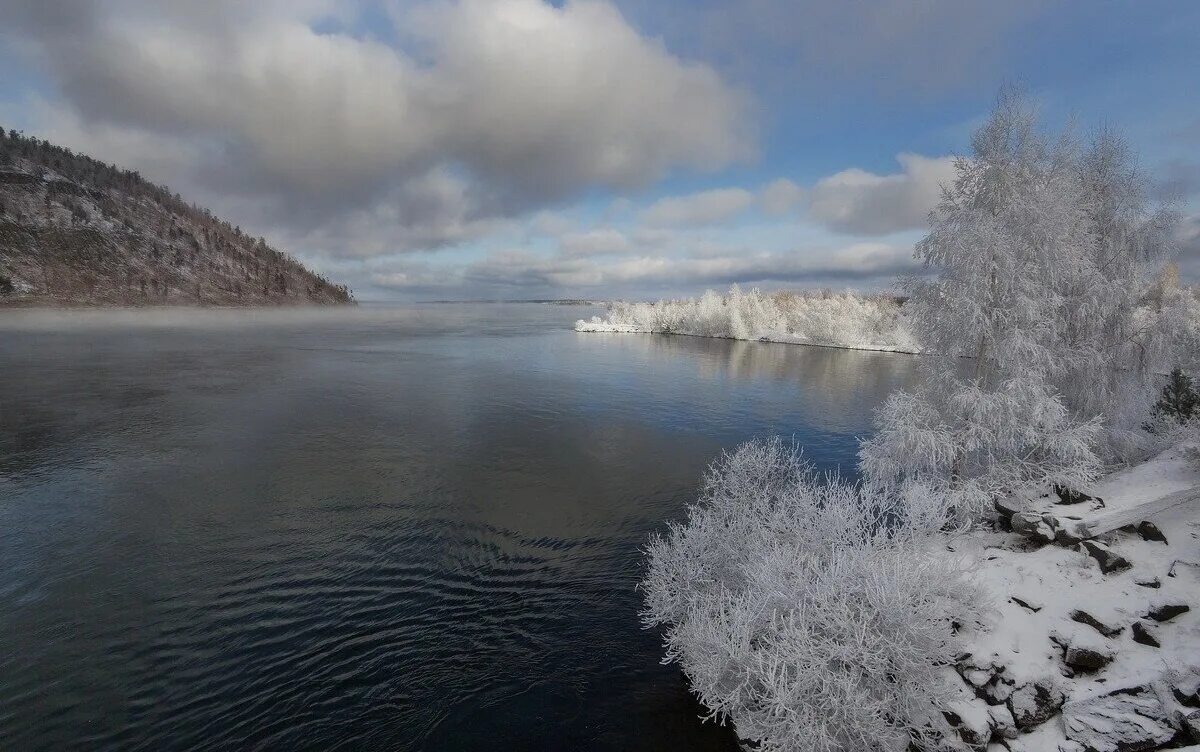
[[577, 288, 919, 352], [641, 89, 1194, 751]]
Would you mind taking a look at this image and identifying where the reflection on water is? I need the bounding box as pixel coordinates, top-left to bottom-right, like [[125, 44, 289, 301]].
[[0, 304, 921, 751]]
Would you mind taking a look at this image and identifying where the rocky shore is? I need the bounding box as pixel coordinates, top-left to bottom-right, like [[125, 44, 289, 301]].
[[940, 445, 1200, 751]]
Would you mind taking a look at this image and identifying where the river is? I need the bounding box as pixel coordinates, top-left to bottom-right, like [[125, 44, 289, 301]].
[[0, 303, 920, 751]]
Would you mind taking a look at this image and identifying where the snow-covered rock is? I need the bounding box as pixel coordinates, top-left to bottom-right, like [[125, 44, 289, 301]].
[[1146, 600, 1190, 622], [1081, 540, 1132, 574], [1012, 512, 1057, 543], [1062, 687, 1177, 752], [1069, 607, 1125, 637], [1064, 641, 1116, 672], [988, 704, 1019, 740], [1132, 621, 1161, 648], [1183, 710, 1200, 743], [1008, 680, 1067, 730]]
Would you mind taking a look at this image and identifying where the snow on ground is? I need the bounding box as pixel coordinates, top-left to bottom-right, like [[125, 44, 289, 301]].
[[574, 287, 920, 354], [942, 445, 1200, 751]]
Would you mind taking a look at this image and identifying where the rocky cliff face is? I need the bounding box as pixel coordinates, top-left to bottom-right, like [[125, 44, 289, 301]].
[[0, 130, 352, 307]]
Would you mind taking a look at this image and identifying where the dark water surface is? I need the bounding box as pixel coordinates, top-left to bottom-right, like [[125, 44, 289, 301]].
[[0, 303, 920, 751]]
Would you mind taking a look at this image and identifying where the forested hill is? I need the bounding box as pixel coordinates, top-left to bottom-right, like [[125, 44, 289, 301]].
[[0, 128, 353, 306]]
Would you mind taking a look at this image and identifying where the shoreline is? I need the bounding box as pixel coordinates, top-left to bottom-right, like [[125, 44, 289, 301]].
[[938, 444, 1200, 750], [574, 321, 923, 355]]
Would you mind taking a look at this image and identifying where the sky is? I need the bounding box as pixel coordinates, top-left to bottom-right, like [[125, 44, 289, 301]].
[[2, 0, 1199, 300]]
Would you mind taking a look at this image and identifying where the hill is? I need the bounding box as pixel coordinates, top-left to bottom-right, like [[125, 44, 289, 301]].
[[0, 128, 353, 306]]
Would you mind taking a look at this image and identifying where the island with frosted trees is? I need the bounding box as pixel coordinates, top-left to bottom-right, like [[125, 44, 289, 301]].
[[636, 90, 1200, 751]]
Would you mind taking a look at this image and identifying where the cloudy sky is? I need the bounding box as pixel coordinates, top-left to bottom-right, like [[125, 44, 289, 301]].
[[2, 1, 1199, 300]]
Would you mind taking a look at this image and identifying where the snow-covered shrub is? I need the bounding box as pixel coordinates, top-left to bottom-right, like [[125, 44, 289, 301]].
[[577, 286, 919, 352], [862, 370, 1103, 522], [642, 438, 983, 752]]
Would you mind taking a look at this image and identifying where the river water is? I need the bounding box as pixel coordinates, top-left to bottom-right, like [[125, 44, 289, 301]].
[[0, 303, 920, 751]]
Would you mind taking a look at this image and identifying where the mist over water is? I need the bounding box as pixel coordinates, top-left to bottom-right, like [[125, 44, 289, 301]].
[[0, 304, 921, 751]]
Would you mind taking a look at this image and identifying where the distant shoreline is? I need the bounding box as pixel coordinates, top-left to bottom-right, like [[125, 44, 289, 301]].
[[575, 324, 923, 355]]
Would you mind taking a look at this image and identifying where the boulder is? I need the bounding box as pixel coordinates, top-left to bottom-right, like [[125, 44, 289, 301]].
[[1081, 540, 1132, 574], [1146, 601, 1190, 622], [1000, 738, 1083, 752], [1012, 512, 1056, 543], [995, 495, 1025, 518], [1136, 520, 1168, 544], [1054, 520, 1088, 545], [960, 666, 994, 688], [1062, 687, 1176, 752], [1131, 621, 1160, 648], [988, 704, 1019, 740], [1172, 675, 1200, 707], [1070, 608, 1124, 637], [1008, 680, 1067, 730], [1064, 643, 1115, 672], [1053, 485, 1096, 505], [1134, 574, 1161, 589], [984, 675, 1016, 705], [1184, 709, 1200, 743], [943, 699, 993, 748]]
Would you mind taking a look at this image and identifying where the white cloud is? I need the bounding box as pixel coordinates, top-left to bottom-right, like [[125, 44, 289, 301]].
[[808, 153, 955, 235], [369, 240, 918, 296], [527, 211, 575, 238], [278, 167, 515, 259], [759, 178, 805, 216], [640, 187, 755, 227], [559, 229, 633, 257], [11, 0, 750, 213]]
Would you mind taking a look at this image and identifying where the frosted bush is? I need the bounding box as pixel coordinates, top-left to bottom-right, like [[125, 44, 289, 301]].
[[576, 286, 919, 353], [642, 438, 983, 752]]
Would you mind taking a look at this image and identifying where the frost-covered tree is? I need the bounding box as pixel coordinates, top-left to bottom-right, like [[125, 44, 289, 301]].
[[642, 438, 983, 752], [860, 90, 1104, 515], [1054, 129, 1180, 456], [862, 89, 1188, 510]]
